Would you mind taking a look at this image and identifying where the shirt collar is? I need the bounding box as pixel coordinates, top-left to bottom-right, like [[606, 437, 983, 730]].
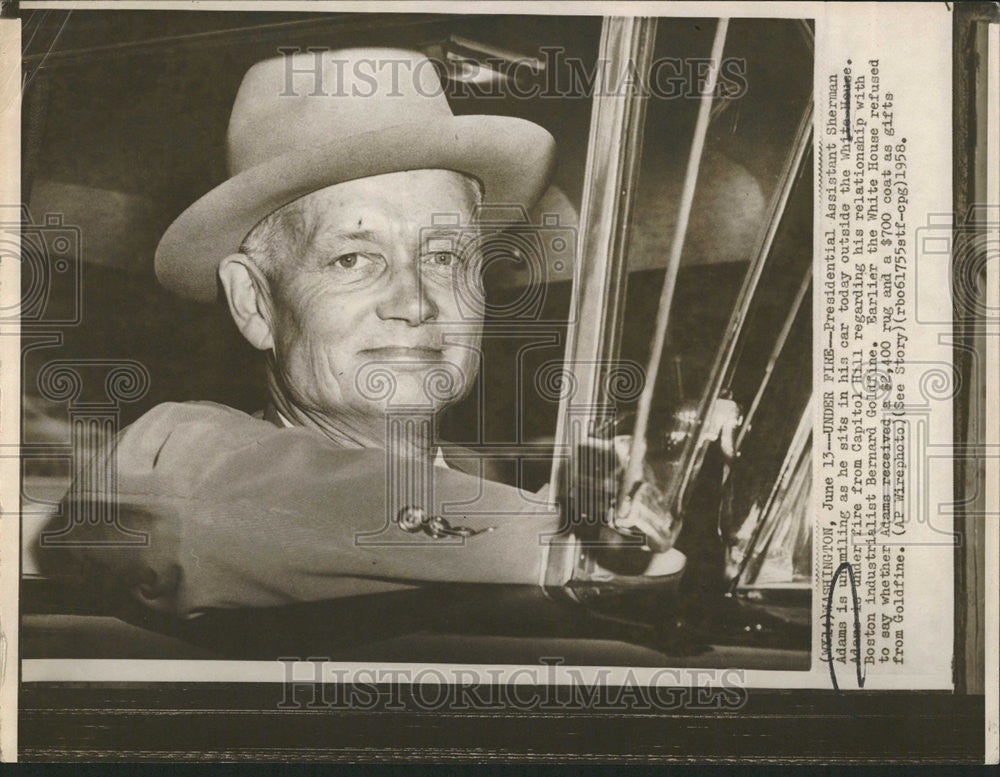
[[272, 407, 450, 470]]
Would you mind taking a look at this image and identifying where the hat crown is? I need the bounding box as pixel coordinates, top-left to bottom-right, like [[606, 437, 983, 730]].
[[227, 48, 452, 175], [156, 48, 556, 303]]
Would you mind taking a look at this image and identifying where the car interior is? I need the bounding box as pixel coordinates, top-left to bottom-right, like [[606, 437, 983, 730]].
[[20, 11, 814, 666]]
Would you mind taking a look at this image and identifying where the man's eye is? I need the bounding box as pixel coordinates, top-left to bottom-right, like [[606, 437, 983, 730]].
[[423, 250, 459, 267], [330, 253, 375, 270]]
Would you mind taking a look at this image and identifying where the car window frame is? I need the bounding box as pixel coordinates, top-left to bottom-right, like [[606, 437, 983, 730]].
[[542, 15, 815, 593]]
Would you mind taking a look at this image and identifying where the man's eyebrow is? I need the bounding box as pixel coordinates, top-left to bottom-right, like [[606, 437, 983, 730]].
[[420, 226, 478, 242]]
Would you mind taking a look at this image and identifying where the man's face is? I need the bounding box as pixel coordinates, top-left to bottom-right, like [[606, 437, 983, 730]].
[[262, 169, 484, 422]]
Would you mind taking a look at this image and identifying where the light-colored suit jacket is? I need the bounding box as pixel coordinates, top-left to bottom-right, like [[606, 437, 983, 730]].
[[39, 401, 559, 618]]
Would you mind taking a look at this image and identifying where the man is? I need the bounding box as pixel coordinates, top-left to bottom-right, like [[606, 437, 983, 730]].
[[42, 49, 676, 619]]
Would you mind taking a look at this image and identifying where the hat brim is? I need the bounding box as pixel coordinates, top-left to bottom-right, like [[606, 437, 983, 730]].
[[155, 114, 556, 302]]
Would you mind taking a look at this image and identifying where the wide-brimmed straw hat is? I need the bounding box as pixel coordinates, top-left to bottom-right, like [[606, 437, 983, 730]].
[[155, 48, 557, 302]]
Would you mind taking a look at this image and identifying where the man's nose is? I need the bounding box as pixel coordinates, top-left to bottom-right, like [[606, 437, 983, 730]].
[[375, 262, 439, 326]]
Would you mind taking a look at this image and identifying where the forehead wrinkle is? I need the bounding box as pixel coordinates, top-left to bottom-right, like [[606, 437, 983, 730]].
[[311, 183, 400, 233], [319, 207, 424, 260], [307, 215, 401, 259]]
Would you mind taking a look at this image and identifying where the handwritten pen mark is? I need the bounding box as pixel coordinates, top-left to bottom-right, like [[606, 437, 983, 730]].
[[824, 561, 866, 718], [844, 74, 852, 142]]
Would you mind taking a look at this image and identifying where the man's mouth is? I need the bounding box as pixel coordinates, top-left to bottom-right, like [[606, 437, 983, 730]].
[[359, 346, 445, 361]]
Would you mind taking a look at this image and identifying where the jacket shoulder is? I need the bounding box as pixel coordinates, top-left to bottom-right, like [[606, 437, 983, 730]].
[[122, 400, 273, 450], [113, 401, 288, 488], [127, 401, 268, 438]]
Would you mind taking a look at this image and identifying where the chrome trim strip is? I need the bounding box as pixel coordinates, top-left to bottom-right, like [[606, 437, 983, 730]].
[[733, 266, 812, 453], [620, 17, 730, 511], [733, 394, 813, 589], [541, 16, 658, 594], [670, 100, 814, 514]]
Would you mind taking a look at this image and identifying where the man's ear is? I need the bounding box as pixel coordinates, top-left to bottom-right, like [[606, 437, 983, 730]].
[[218, 253, 275, 351]]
